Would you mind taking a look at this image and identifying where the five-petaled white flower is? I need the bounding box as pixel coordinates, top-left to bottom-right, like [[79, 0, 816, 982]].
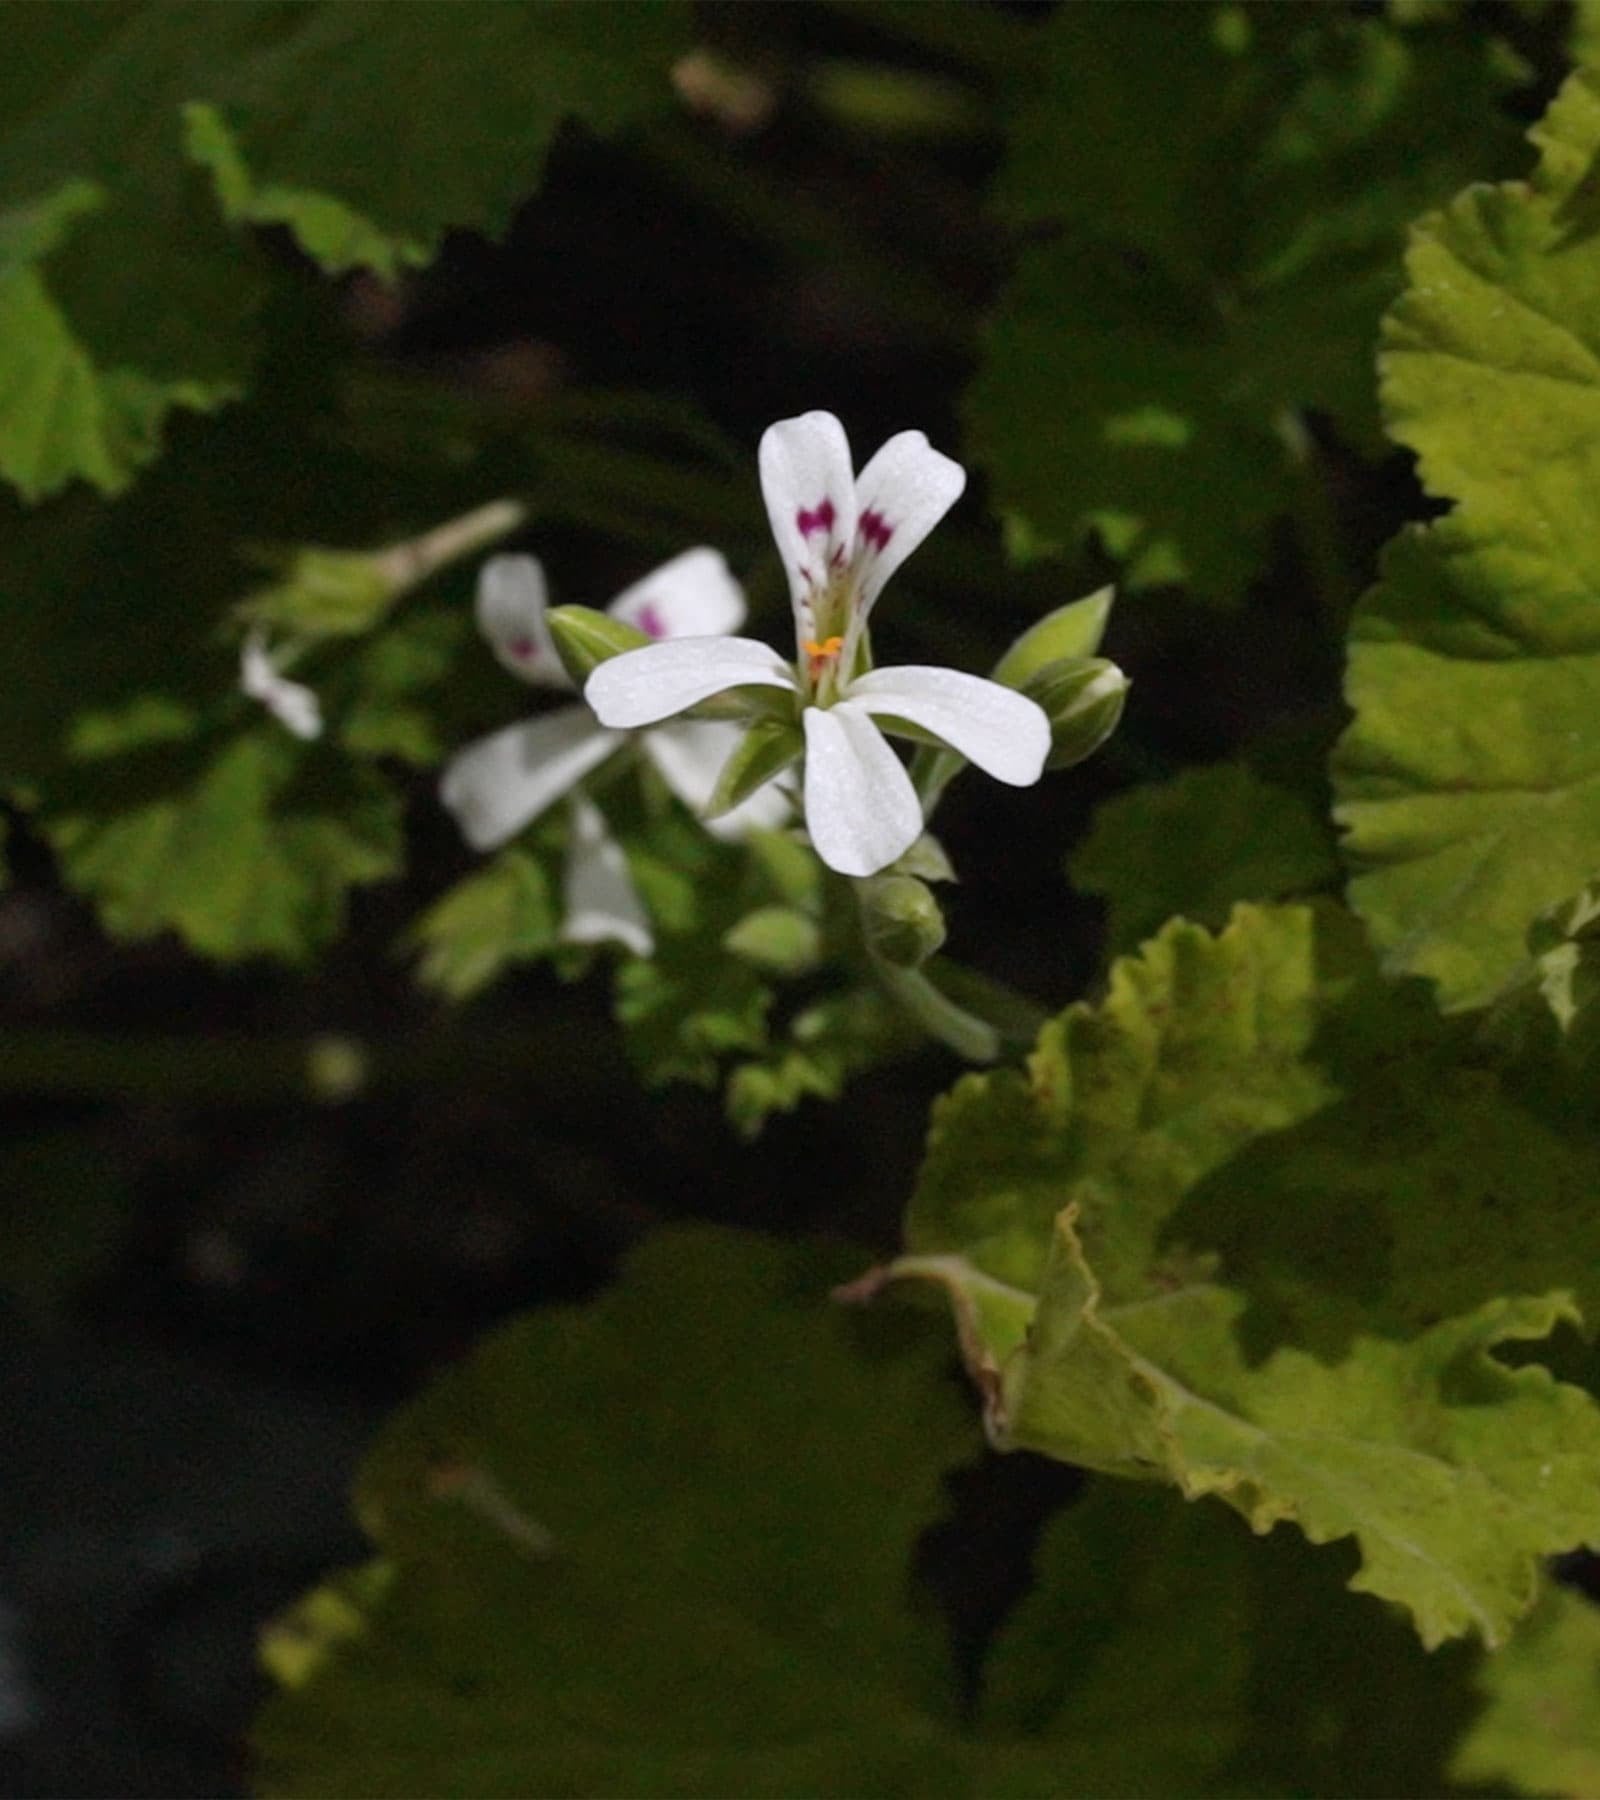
[[240, 630, 322, 741], [440, 549, 789, 957], [584, 411, 1050, 878]]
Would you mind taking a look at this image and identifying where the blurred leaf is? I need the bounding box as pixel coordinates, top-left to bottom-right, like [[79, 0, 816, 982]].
[[339, 611, 470, 768], [0, 1, 688, 496], [1336, 69, 1600, 1008], [725, 988, 911, 1139], [252, 1228, 982, 1798], [1451, 1585, 1600, 1796], [969, 7, 1519, 596], [48, 729, 402, 962], [1070, 760, 1338, 954], [899, 903, 1600, 1647], [409, 845, 560, 1002]]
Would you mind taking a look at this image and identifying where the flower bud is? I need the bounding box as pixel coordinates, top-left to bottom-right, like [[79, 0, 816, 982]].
[[992, 586, 1115, 690], [859, 874, 947, 969], [1023, 656, 1128, 770], [547, 605, 653, 685]]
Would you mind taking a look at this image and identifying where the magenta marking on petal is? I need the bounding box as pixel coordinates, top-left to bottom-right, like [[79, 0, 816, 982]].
[[797, 497, 836, 539], [508, 635, 539, 662], [859, 509, 894, 553], [637, 602, 667, 639]]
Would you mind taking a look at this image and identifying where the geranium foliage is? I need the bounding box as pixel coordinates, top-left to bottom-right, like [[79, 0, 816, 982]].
[[6, 6, 1600, 1798]]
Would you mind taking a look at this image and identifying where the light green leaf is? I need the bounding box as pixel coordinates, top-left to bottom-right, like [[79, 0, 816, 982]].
[[1071, 760, 1339, 954], [1451, 1585, 1600, 1796], [409, 847, 560, 1002], [47, 730, 401, 963], [1335, 68, 1600, 1008], [251, 1228, 982, 1799], [969, 8, 1519, 595], [898, 903, 1600, 1646], [0, 2, 688, 496]]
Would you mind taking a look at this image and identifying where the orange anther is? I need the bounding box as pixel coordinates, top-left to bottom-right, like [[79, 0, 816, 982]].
[[803, 635, 844, 660]]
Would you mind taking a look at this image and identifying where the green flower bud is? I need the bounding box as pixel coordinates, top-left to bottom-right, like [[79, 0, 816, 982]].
[[992, 586, 1115, 689], [546, 605, 652, 686], [859, 874, 947, 969], [1024, 656, 1129, 770]]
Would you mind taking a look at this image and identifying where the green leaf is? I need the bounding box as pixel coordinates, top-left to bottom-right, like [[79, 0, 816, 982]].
[[1070, 760, 1339, 954], [0, 2, 689, 497], [898, 902, 1600, 1646], [969, 8, 1519, 595], [982, 1480, 1481, 1798], [614, 811, 775, 1088], [47, 729, 402, 963], [252, 1228, 1489, 1796], [1335, 68, 1600, 1008], [251, 1228, 982, 1799], [724, 988, 911, 1139], [1451, 1585, 1600, 1796], [409, 847, 560, 1002]]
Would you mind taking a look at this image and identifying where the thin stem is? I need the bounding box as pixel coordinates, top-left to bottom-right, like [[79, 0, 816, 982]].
[[869, 954, 1001, 1063]]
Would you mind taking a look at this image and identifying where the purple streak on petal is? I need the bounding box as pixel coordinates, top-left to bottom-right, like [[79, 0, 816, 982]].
[[636, 602, 667, 639], [859, 509, 894, 553], [797, 498, 836, 538]]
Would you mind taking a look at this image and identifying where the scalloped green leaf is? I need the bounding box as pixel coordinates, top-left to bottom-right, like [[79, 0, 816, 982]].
[[968, 7, 1518, 595], [899, 903, 1600, 1646], [409, 847, 560, 1002], [1451, 1586, 1600, 1796], [0, 2, 688, 497], [1335, 68, 1600, 1008], [1070, 760, 1338, 954], [251, 1228, 1491, 1798], [47, 729, 401, 962]]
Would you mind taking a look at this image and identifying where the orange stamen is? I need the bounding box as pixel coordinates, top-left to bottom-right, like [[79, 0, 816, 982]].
[[804, 635, 844, 662]]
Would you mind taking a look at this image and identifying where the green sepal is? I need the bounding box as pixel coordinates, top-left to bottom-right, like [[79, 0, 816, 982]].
[[858, 873, 947, 969], [1024, 656, 1129, 770], [992, 586, 1116, 689], [705, 717, 802, 820], [721, 905, 823, 976], [545, 604, 652, 685], [890, 833, 956, 884]]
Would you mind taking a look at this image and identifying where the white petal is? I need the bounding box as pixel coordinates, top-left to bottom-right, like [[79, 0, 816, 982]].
[[476, 555, 569, 688], [759, 412, 859, 617], [606, 547, 746, 640], [846, 665, 1049, 786], [642, 720, 793, 839], [640, 719, 739, 812], [240, 632, 323, 740], [801, 703, 923, 878], [585, 636, 795, 729], [561, 797, 654, 958], [849, 431, 966, 610], [439, 706, 624, 852]]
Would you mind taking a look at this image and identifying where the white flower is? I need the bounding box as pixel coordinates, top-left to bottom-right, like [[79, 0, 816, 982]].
[[584, 411, 1050, 878], [240, 630, 322, 740], [440, 549, 789, 956]]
